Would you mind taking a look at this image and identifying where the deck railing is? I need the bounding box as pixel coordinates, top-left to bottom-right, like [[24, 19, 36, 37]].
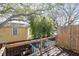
[[0, 35, 56, 56], [6, 36, 55, 48]]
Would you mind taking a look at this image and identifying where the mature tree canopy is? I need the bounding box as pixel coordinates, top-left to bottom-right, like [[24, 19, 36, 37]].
[[0, 3, 79, 27]]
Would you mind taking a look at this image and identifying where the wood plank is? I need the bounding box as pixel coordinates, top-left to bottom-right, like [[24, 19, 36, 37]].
[[6, 36, 55, 48], [29, 45, 56, 56], [29, 45, 69, 56]]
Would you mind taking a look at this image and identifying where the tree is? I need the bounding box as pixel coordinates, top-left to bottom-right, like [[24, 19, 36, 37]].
[[46, 3, 79, 27], [0, 4, 43, 26], [0, 3, 79, 27], [28, 15, 55, 38]]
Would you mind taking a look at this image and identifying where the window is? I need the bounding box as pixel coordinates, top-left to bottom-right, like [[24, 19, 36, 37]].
[[12, 25, 17, 36]]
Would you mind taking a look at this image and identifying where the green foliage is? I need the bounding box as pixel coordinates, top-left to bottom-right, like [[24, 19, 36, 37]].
[[0, 4, 13, 14], [14, 6, 33, 14], [0, 4, 34, 17], [28, 15, 56, 38]]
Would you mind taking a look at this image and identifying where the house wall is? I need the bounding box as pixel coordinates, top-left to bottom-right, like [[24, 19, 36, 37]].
[[0, 27, 28, 43]]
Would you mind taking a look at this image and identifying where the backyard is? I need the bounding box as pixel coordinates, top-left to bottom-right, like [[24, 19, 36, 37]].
[[0, 3, 79, 56]]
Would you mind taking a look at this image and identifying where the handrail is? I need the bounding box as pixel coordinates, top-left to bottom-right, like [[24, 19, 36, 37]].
[[0, 46, 6, 56], [7, 36, 55, 44], [6, 36, 55, 44], [6, 36, 55, 48]]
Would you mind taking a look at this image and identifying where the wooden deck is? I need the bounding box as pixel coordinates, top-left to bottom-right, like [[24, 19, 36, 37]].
[[29, 46, 69, 56]]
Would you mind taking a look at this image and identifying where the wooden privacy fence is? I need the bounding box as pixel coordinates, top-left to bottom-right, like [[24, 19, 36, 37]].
[[57, 25, 79, 53]]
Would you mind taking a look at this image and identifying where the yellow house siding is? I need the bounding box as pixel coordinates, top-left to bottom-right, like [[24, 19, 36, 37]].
[[0, 27, 28, 43]]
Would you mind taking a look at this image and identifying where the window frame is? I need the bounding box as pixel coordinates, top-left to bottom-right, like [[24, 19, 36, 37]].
[[12, 24, 18, 36]]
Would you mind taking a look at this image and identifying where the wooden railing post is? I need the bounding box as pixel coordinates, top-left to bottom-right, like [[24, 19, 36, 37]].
[[39, 36, 43, 56], [0, 43, 6, 56], [2, 43, 6, 56]]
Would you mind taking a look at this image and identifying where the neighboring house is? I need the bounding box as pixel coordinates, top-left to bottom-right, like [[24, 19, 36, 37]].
[[0, 20, 32, 56], [0, 20, 30, 44]]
